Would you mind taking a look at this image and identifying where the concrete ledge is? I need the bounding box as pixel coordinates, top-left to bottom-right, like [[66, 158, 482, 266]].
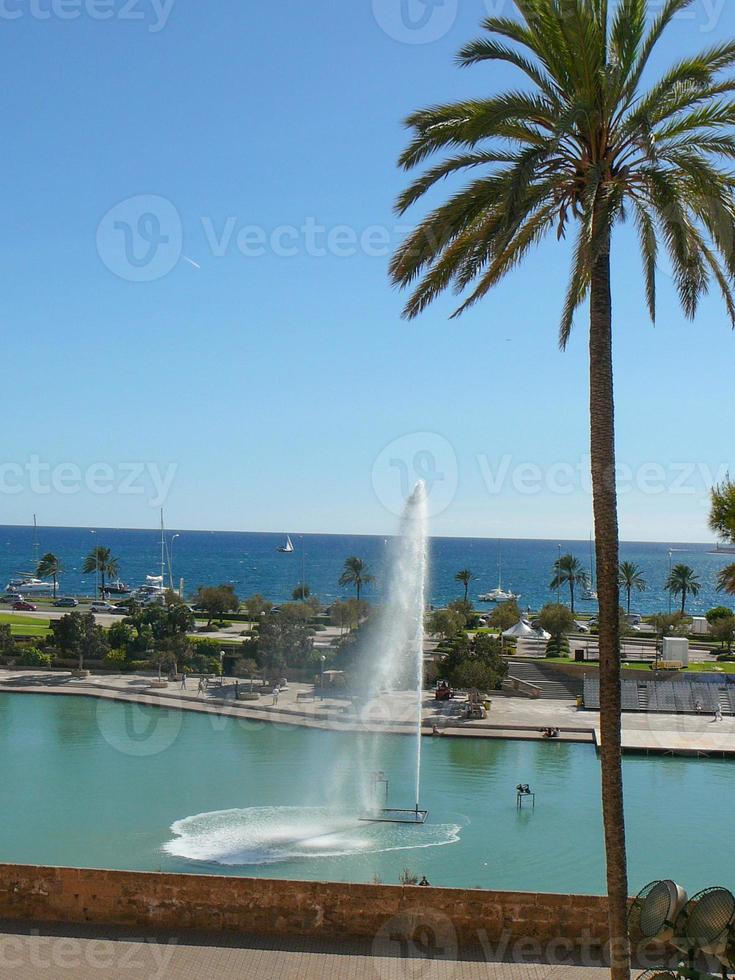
[[0, 864, 612, 950]]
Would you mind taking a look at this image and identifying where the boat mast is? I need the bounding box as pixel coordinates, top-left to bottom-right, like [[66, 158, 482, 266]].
[[32, 514, 39, 571], [160, 509, 165, 591]]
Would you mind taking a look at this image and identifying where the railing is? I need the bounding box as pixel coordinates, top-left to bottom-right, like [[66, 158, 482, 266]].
[[503, 676, 542, 698]]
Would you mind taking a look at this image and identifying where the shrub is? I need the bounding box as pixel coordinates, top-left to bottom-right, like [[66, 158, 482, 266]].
[[104, 649, 128, 670], [546, 635, 571, 658], [20, 647, 53, 669]]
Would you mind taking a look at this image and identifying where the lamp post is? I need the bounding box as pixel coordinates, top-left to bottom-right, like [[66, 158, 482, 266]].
[[667, 549, 673, 615], [320, 654, 326, 697]]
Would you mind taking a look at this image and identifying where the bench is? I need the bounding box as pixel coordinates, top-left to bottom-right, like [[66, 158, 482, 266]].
[[653, 661, 684, 671], [296, 691, 316, 703]]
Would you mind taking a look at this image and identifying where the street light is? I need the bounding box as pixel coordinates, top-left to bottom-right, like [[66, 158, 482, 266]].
[[320, 654, 326, 698], [557, 543, 562, 605], [667, 549, 673, 615]]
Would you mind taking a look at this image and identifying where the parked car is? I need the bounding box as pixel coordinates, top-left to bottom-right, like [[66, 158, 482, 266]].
[[90, 602, 116, 614], [54, 597, 78, 608], [13, 600, 37, 611], [0, 593, 21, 604]]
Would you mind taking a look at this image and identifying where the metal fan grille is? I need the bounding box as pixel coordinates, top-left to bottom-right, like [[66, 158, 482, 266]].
[[635, 972, 678, 979], [639, 881, 675, 938], [685, 887, 735, 946]]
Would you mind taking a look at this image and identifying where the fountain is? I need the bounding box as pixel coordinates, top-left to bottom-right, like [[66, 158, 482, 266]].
[[163, 481, 445, 867]]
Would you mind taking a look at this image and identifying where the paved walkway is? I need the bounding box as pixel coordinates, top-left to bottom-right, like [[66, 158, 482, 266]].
[[0, 923, 616, 979], [3, 667, 735, 754]]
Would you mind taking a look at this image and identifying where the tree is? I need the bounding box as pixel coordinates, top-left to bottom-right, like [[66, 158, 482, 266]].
[[455, 568, 475, 603], [488, 599, 521, 632], [665, 563, 701, 615], [549, 554, 589, 614], [243, 594, 273, 625], [538, 603, 575, 658], [709, 479, 735, 598], [50, 611, 108, 670], [710, 615, 735, 655], [193, 585, 239, 627], [389, 5, 735, 968], [82, 546, 119, 598], [427, 608, 465, 642], [292, 583, 311, 602], [338, 557, 375, 602], [706, 606, 734, 625], [256, 607, 314, 676], [440, 631, 507, 690], [36, 553, 63, 598], [0, 624, 14, 657], [618, 561, 646, 615]]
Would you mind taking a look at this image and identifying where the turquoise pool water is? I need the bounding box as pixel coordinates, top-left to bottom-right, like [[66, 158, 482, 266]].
[[0, 693, 731, 894]]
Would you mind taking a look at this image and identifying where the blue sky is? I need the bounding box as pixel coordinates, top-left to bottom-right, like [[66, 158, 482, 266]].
[[1, 0, 734, 540]]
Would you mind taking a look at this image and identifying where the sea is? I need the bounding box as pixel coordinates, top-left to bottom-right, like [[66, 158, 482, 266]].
[[0, 525, 732, 617]]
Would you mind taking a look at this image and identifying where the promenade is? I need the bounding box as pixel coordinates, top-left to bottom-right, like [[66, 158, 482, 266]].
[[2, 668, 735, 755]]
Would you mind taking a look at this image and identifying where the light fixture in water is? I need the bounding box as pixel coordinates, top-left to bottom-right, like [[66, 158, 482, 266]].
[[360, 807, 428, 825]]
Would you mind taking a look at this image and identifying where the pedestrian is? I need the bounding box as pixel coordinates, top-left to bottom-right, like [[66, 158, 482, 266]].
[[715, 705, 723, 723], [180, 673, 187, 690], [272, 684, 280, 706], [197, 677, 205, 697]]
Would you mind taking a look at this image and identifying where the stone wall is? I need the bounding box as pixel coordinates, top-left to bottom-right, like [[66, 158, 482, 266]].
[[0, 864, 611, 950]]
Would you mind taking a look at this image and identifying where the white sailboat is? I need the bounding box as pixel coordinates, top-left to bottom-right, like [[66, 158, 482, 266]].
[[479, 551, 520, 603], [277, 535, 294, 554], [6, 516, 54, 595], [581, 533, 598, 601]]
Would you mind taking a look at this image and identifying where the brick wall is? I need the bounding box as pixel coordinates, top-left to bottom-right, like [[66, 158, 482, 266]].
[[0, 864, 611, 949]]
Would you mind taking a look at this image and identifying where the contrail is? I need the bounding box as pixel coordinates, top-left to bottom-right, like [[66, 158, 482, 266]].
[[183, 256, 201, 269]]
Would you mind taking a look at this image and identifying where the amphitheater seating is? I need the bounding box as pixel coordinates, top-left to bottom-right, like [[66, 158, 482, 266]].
[[583, 675, 735, 715]]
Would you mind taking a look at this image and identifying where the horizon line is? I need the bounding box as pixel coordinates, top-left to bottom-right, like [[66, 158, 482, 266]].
[[0, 522, 720, 548]]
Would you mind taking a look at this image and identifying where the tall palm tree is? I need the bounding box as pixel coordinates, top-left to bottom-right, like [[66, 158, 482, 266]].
[[710, 478, 735, 596], [36, 553, 63, 598], [82, 546, 119, 598], [455, 568, 475, 602], [665, 563, 701, 614], [618, 561, 646, 614], [389, 4, 735, 972], [338, 557, 374, 602], [549, 554, 589, 614]]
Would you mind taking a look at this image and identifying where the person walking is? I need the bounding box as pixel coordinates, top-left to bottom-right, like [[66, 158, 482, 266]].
[[180, 672, 187, 691], [272, 684, 280, 706], [197, 677, 205, 697]]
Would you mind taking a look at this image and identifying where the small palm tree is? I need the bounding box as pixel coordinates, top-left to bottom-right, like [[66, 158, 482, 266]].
[[549, 554, 589, 614], [36, 553, 63, 598], [717, 565, 735, 596], [82, 546, 119, 598], [455, 568, 475, 602], [618, 561, 646, 615], [338, 557, 374, 602], [665, 563, 701, 615]]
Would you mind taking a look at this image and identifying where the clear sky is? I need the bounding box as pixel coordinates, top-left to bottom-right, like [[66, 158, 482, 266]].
[[2, 0, 734, 540]]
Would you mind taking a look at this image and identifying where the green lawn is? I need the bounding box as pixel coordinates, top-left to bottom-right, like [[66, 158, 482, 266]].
[[0, 613, 52, 637]]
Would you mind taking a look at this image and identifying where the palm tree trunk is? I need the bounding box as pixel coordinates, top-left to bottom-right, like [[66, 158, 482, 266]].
[[570, 582, 575, 615], [357, 582, 361, 603], [589, 226, 630, 979], [681, 589, 686, 616]]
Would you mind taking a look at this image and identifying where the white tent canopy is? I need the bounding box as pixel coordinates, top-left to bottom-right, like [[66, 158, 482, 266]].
[[502, 619, 551, 641]]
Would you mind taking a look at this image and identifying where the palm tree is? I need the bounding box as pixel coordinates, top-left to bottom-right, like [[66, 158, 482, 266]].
[[455, 568, 475, 602], [665, 563, 701, 615], [618, 561, 646, 615], [389, 4, 735, 971], [36, 553, 63, 598], [710, 478, 735, 596], [82, 546, 119, 598], [549, 554, 589, 614], [338, 557, 374, 602]]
